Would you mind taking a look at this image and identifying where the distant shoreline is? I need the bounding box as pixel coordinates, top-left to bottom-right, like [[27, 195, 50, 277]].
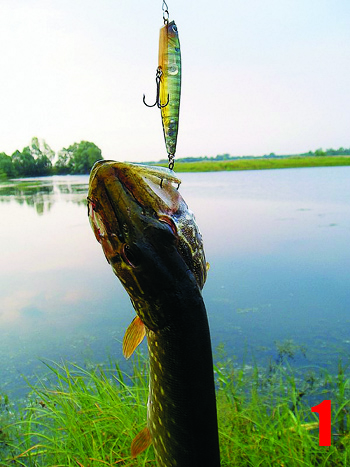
[[2, 155, 350, 181], [152, 155, 350, 172]]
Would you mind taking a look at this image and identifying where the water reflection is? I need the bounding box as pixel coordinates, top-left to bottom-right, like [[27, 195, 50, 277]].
[[0, 176, 88, 215], [1, 168, 350, 398]]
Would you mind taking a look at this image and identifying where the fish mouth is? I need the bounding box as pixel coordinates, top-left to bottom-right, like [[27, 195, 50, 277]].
[[88, 160, 207, 294], [88, 160, 183, 218], [87, 160, 184, 256]]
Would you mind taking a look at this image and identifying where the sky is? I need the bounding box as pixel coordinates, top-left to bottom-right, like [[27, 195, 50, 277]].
[[0, 0, 349, 163]]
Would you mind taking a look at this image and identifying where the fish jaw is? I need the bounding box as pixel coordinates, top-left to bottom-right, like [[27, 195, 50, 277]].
[[87, 160, 207, 329], [87, 160, 221, 466]]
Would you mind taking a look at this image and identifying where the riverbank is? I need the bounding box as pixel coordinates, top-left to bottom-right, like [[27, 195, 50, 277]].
[[153, 156, 350, 172], [1, 353, 349, 466]]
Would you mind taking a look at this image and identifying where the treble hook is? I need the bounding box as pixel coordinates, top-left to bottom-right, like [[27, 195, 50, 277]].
[[143, 67, 169, 109]]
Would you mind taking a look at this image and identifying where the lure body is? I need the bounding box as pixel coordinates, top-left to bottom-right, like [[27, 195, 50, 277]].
[[158, 20, 181, 158]]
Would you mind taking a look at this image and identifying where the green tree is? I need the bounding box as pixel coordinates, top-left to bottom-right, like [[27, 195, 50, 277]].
[[54, 149, 72, 174], [315, 148, 326, 157], [0, 152, 15, 178], [10, 138, 54, 177], [215, 153, 231, 161], [30, 137, 55, 162], [35, 155, 52, 176], [54, 141, 102, 174], [71, 141, 102, 174], [11, 148, 37, 177], [30, 137, 54, 176]]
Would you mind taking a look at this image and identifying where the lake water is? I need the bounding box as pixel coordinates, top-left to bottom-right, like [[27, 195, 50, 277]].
[[1, 167, 350, 399]]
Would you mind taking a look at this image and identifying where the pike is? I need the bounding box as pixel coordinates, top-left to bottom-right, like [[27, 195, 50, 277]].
[[87, 160, 221, 467]]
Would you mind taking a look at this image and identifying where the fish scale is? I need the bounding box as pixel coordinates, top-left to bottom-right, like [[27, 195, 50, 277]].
[[88, 161, 220, 466]]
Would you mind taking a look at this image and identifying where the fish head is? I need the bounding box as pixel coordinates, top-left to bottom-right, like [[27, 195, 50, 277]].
[[87, 160, 207, 329]]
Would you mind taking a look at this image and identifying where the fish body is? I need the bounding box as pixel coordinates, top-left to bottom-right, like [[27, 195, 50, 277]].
[[88, 161, 220, 467], [158, 20, 181, 158]]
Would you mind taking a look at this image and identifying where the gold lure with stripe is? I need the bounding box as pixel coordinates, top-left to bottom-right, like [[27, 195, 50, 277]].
[[143, 20, 181, 168]]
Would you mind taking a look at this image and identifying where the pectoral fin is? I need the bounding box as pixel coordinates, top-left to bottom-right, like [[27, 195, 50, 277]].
[[131, 426, 152, 458], [123, 315, 146, 359]]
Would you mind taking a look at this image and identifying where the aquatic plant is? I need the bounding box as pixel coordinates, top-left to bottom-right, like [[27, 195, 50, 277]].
[[2, 351, 350, 466]]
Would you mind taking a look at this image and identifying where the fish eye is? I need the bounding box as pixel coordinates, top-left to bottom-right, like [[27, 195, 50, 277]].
[[172, 24, 177, 32], [122, 244, 139, 267], [158, 216, 177, 236]]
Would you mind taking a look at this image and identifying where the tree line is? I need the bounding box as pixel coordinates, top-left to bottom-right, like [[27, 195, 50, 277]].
[[153, 147, 350, 165], [2, 139, 349, 179], [0, 138, 102, 179]]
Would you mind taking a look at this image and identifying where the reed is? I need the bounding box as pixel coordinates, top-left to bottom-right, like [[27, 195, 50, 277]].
[[1, 352, 350, 466]]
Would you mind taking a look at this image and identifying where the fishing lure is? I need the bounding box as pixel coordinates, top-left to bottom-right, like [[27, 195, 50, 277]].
[[143, 1, 181, 170]]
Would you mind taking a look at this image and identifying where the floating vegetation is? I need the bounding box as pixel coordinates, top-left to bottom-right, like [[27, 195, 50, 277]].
[[274, 339, 307, 364], [236, 303, 271, 314], [236, 307, 259, 314]]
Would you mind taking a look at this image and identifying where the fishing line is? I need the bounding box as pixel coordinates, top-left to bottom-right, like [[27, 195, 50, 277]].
[[162, 0, 169, 24]]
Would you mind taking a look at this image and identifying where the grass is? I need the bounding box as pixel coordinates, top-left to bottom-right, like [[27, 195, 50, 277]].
[[215, 352, 350, 466], [1, 354, 153, 466], [153, 156, 350, 172], [1, 350, 350, 466]]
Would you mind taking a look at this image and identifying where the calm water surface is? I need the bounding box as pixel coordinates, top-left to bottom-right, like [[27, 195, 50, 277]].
[[1, 167, 350, 397]]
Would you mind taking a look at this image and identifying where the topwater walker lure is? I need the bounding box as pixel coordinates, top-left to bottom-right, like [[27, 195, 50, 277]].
[[143, 1, 181, 170]]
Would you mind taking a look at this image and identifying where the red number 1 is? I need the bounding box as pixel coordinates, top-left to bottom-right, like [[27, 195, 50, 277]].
[[311, 400, 331, 446]]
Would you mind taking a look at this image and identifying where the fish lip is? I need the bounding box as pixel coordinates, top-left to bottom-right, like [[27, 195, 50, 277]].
[[89, 161, 193, 254], [88, 162, 136, 243], [89, 160, 207, 296], [90, 160, 182, 219], [90, 160, 142, 211]]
